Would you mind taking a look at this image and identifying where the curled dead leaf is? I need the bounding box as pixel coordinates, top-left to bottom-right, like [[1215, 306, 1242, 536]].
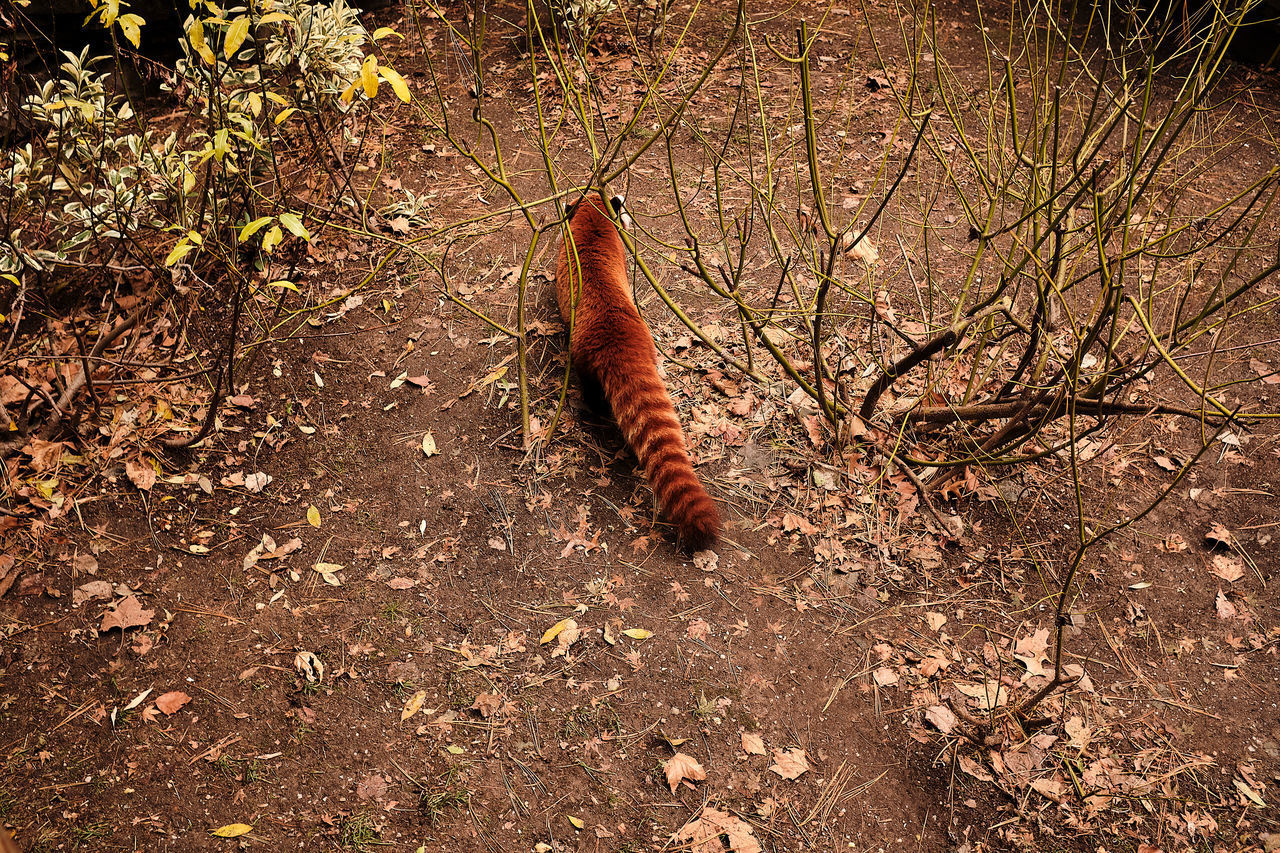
[[294, 650, 324, 683]]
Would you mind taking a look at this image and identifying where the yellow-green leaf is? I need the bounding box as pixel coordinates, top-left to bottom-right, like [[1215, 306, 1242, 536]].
[[445, 745, 464, 755], [165, 240, 194, 267], [224, 16, 250, 56], [379, 66, 410, 103], [306, 504, 320, 527], [540, 618, 574, 645], [262, 225, 283, 253], [212, 127, 230, 161], [339, 78, 360, 105], [257, 11, 293, 25], [118, 13, 144, 47], [622, 628, 653, 640], [277, 212, 309, 241], [360, 55, 379, 97], [567, 815, 585, 830], [267, 279, 298, 292], [188, 20, 215, 65], [211, 823, 252, 838], [372, 26, 402, 40], [238, 216, 273, 241], [274, 106, 298, 125]]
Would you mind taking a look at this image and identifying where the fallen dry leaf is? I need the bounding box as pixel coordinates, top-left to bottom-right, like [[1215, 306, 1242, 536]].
[[356, 774, 388, 801], [401, 689, 427, 721], [872, 667, 899, 687], [471, 692, 503, 718], [1216, 589, 1238, 620], [0, 554, 18, 598], [781, 512, 818, 535], [154, 691, 192, 715], [73, 580, 113, 607], [100, 595, 155, 632], [741, 732, 766, 756], [1205, 522, 1236, 551], [675, 806, 762, 853], [1209, 554, 1245, 584], [25, 439, 65, 472], [211, 823, 252, 838], [664, 752, 707, 793], [294, 650, 324, 683], [924, 704, 957, 734], [769, 747, 811, 780], [1250, 357, 1280, 384], [126, 458, 157, 491], [540, 618, 575, 645]]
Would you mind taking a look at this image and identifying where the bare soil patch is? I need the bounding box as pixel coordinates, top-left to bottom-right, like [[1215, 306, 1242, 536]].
[[2, 1, 1280, 851]]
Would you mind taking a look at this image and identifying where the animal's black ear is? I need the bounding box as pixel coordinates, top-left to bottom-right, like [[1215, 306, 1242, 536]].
[[609, 195, 633, 228]]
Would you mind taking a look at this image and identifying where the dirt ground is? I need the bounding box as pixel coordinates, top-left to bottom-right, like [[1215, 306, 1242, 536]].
[[2, 0, 1280, 851]]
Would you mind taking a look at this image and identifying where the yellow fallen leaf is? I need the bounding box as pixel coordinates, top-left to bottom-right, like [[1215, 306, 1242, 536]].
[[446, 745, 464, 755], [307, 504, 321, 527], [401, 689, 426, 721], [211, 823, 253, 837], [540, 618, 574, 645], [567, 815, 585, 830], [622, 628, 653, 640]]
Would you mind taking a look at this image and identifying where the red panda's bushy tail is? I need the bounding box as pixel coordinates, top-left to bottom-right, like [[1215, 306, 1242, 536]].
[[598, 351, 721, 551]]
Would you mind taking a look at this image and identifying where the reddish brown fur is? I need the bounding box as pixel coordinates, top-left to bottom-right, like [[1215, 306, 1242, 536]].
[[556, 193, 721, 551]]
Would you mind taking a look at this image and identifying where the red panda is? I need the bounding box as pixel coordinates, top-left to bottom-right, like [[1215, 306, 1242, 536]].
[[555, 191, 721, 552]]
